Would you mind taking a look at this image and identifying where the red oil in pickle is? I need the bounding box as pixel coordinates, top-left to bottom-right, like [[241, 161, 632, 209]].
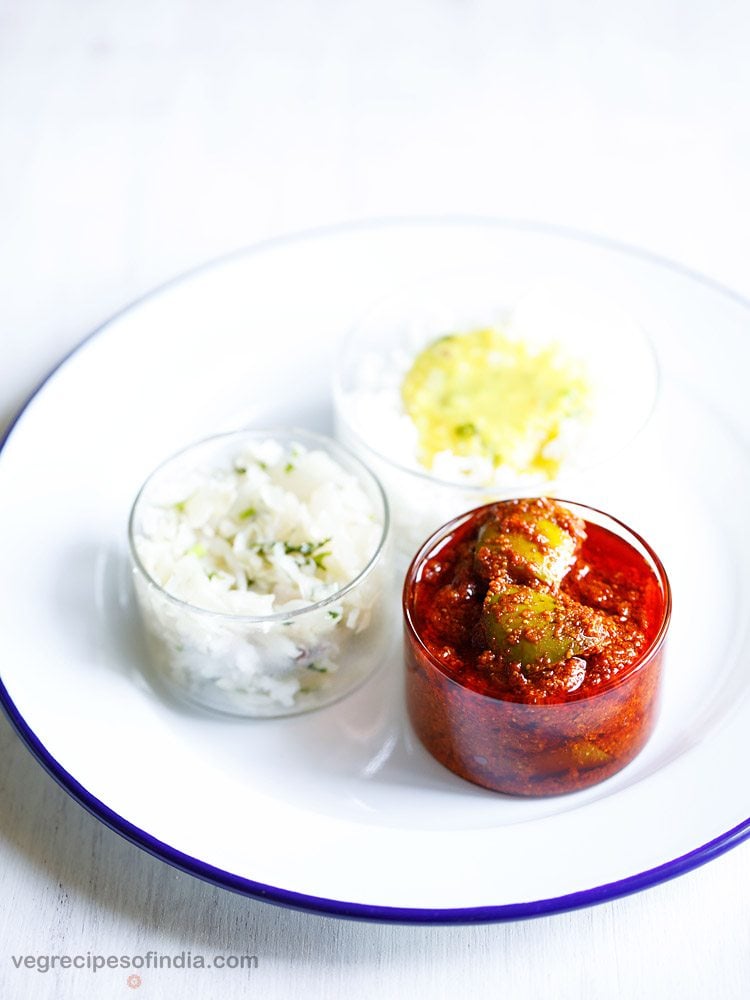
[[404, 507, 670, 795]]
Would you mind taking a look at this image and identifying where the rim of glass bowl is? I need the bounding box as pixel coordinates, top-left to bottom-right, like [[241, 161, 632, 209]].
[[127, 427, 390, 623], [331, 281, 661, 493], [402, 498, 672, 700]]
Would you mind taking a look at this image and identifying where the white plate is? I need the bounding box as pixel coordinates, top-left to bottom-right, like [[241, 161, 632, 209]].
[[2, 219, 749, 922]]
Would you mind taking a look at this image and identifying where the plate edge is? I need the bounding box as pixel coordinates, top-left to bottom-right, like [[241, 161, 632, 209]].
[[2, 675, 749, 924], [3, 216, 750, 922]]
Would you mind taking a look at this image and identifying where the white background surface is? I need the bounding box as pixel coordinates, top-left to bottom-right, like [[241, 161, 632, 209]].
[[2, 2, 750, 997]]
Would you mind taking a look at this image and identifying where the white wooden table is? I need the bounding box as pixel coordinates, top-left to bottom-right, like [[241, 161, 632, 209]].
[[3, 2, 750, 996]]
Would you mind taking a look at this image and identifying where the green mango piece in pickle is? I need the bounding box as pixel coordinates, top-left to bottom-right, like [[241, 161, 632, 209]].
[[474, 513, 577, 588], [570, 741, 612, 768], [482, 585, 609, 668]]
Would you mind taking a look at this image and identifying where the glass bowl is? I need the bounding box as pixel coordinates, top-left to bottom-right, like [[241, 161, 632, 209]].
[[333, 272, 659, 559], [403, 499, 671, 795], [128, 428, 391, 717]]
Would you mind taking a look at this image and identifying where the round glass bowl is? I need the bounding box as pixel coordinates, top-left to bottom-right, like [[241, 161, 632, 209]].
[[333, 273, 659, 559], [128, 429, 391, 717], [403, 499, 671, 796]]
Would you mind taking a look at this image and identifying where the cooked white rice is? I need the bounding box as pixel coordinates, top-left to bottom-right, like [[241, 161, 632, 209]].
[[334, 285, 658, 560], [335, 334, 584, 491], [131, 436, 388, 716]]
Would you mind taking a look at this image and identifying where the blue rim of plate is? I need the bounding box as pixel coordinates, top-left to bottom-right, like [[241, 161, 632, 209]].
[[2, 216, 750, 924]]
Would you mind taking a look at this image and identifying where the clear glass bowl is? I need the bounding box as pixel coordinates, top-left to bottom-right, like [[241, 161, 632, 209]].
[[333, 272, 659, 560], [128, 428, 391, 717], [403, 499, 671, 795]]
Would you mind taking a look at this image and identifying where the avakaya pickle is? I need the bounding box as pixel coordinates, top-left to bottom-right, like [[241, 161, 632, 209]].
[[403, 499, 671, 795]]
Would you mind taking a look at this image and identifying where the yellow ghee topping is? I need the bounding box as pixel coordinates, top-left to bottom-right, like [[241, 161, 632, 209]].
[[401, 328, 590, 478]]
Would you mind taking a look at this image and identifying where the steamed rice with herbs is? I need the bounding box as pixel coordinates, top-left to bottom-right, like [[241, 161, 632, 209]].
[[131, 436, 388, 716]]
